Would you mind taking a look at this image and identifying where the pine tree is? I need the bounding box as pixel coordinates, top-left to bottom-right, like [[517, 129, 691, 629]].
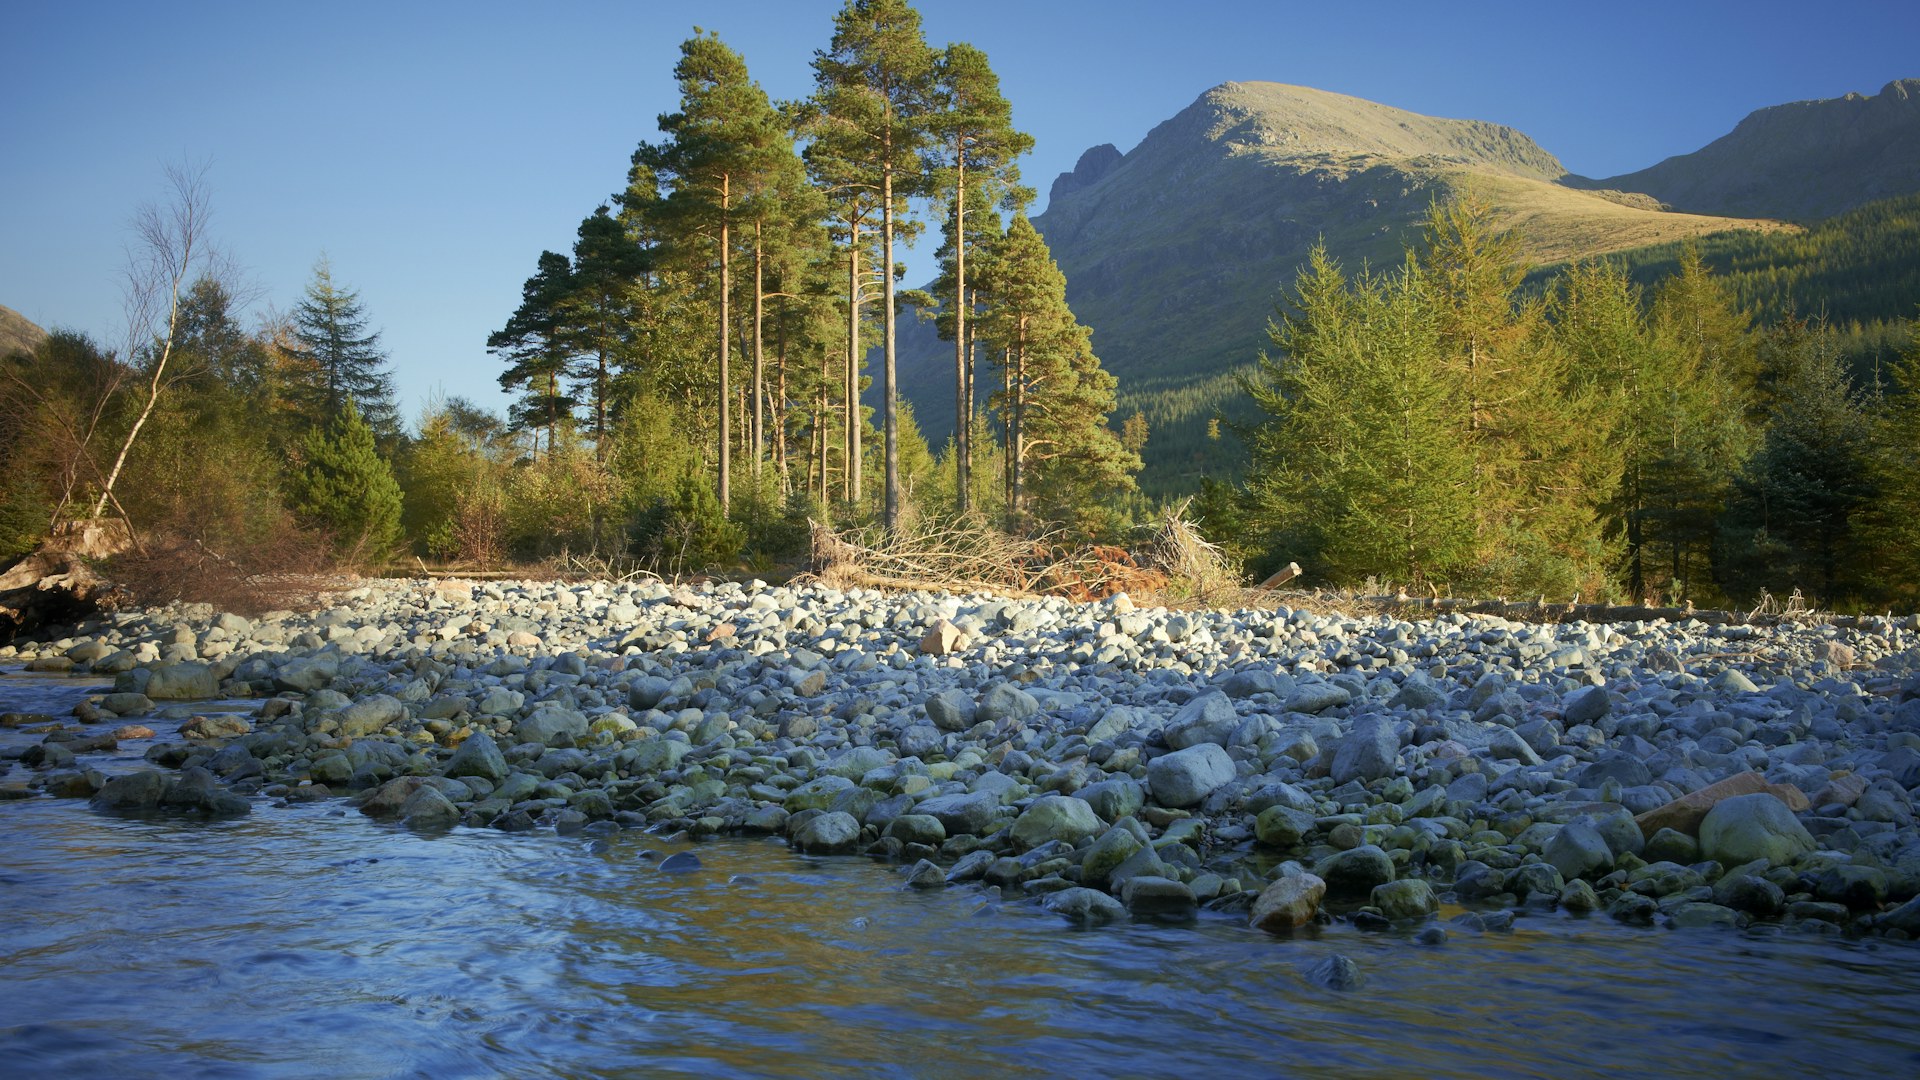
[[489, 250, 580, 455], [288, 398, 403, 562], [810, 0, 936, 532], [644, 30, 793, 514], [291, 258, 397, 436], [981, 215, 1137, 534], [926, 41, 1032, 514]]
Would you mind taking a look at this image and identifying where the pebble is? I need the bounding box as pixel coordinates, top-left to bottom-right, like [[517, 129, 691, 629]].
[[0, 575, 1912, 949]]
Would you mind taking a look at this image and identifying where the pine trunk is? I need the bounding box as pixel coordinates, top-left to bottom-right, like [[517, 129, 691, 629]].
[[718, 176, 732, 514]]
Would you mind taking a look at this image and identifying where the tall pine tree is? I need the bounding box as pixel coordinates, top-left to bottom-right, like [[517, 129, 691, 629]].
[[291, 257, 397, 437]]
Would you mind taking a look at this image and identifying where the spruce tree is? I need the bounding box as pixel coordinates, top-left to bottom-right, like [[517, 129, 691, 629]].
[[292, 258, 397, 436], [288, 398, 404, 563], [1859, 316, 1920, 608], [1722, 320, 1874, 605]]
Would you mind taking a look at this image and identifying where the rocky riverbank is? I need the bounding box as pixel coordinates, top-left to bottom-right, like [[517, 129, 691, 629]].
[[5, 577, 1920, 942]]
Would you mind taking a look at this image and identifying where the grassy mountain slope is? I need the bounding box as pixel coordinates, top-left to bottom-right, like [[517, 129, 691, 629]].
[[897, 81, 1784, 494], [1586, 79, 1920, 222], [0, 304, 48, 360]]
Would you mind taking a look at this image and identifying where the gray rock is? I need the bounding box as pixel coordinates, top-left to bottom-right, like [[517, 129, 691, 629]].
[[442, 732, 509, 784], [514, 707, 587, 746], [339, 694, 406, 738], [1121, 875, 1196, 919], [925, 690, 974, 732], [884, 814, 946, 846], [976, 682, 1039, 725], [1146, 742, 1236, 808], [1562, 685, 1611, 725], [1330, 715, 1399, 784], [1164, 691, 1238, 749], [1077, 778, 1144, 823], [1306, 954, 1365, 992], [146, 662, 218, 701], [1488, 727, 1542, 765], [1544, 819, 1614, 880], [1220, 669, 1286, 699], [399, 785, 461, 830], [916, 790, 999, 835], [1254, 804, 1316, 849], [904, 859, 947, 890], [274, 655, 339, 692], [1046, 887, 1127, 924], [1698, 793, 1816, 866], [1370, 878, 1438, 920], [1250, 872, 1326, 933], [90, 769, 171, 811], [1080, 825, 1146, 891], [1285, 683, 1351, 715], [1009, 794, 1105, 851], [1316, 845, 1394, 898], [790, 810, 862, 853]]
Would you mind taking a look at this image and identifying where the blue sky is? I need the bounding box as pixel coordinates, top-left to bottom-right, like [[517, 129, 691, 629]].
[[5, 0, 1917, 427]]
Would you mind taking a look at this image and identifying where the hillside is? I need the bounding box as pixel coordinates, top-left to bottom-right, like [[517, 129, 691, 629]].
[[896, 82, 1786, 494], [0, 304, 47, 360], [1588, 79, 1920, 222]]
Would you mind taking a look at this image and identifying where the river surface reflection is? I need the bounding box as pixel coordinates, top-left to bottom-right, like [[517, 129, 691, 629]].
[[3, 673, 1919, 1078]]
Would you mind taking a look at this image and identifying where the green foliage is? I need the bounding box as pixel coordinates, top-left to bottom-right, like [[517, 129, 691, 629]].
[[287, 399, 404, 564], [1720, 319, 1877, 607], [288, 258, 398, 437], [1860, 317, 1920, 609], [1241, 246, 1477, 587], [631, 474, 745, 577]]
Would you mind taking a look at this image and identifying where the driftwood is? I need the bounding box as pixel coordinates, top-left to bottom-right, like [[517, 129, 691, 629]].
[[0, 520, 132, 643], [1257, 562, 1303, 590]]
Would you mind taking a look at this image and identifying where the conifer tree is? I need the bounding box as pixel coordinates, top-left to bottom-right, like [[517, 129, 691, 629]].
[[926, 41, 1031, 514], [1722, 319, 1874, 604], [810, 0, 936, 531], [981, 215, 1137, 533], [489, 251, 579, 456], [291, 258, 397, 436], [288, 398, 404, 562], [644, 30, 792, 514], [1861, 316, 1920, 608], [1242, 246, 1475, 585]]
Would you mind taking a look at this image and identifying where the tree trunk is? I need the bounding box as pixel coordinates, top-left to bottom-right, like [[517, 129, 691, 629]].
[[752, 222, 765, 480], [882, 162, 900, 533], [718, 176, 732, 514], [953, 153, 968, 515], [846, 225, 862, 507]]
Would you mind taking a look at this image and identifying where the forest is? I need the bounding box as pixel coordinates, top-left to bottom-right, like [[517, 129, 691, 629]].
[[0, 0, 1140, 597], [1201, 194, 1920, 613], [2, 0, 1915, 616]]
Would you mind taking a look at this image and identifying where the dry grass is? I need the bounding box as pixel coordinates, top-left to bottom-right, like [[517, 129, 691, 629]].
[[107, 512, 339, 616]]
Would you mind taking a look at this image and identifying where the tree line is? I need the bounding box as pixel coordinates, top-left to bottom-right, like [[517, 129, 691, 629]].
[[1203, 191, 1920, 613], [0, 1, 1141, 584]]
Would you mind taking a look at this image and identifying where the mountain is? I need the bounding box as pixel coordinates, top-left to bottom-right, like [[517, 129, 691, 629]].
[[895, 81, 1788, 493], [0, 304, 47, 359], [1587, 79, 1920, 222]]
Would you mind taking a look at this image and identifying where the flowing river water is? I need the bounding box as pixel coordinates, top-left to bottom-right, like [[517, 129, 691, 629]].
[[4, 671, 1920, 1078]]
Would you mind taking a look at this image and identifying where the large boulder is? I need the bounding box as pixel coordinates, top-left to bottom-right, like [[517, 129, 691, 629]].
[[1698, 792, 1817, 866], [1163, 691, 1238, 749], [1634, 772, 1808, 839], [442, 731, 509, 784], [1249, 872, 1326, 934], [146, 661, 218, 701], [790, 810, 862, 854], [1009, 795, 1104, 851], [916, 790, 1000, 836], [274, 655, 339, 692], [1330, 715, 1399, 784], [514, 706, 587, 746], [339, 694, 407, 738], [1146, 743, 1236, 808], [1316, 844, 1395, 899]]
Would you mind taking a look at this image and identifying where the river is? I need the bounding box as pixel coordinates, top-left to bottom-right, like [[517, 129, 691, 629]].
[[3, 671, 1919, 1078]]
